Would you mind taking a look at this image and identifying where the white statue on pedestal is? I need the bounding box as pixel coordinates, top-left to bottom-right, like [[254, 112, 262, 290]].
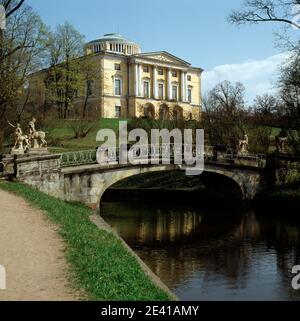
[[8, 122, 29, 153], [8, 118, 48, 155], [275, 130, 288, 154], [28, 118, 47, 149], [238, 134, 249, 155]]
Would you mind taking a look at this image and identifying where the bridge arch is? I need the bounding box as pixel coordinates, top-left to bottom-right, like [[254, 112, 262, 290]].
[[60, 164, 263, 209], [60, 165, 264, 210], [203, 165, 263, 201], [100, 168, 247, 206], [13, 153, 265, 210]]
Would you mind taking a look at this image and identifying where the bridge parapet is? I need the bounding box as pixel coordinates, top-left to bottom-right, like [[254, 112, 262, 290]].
[[59, 145, 267, 170], [13, 154, 63, 198], [205, 152, 266, 169]]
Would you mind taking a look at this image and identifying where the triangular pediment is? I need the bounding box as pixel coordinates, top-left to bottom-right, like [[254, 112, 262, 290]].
[[134, 51, 191, 67]]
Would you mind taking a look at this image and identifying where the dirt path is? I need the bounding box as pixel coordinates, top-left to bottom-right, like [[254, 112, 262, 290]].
[[0, 189, 79, 301]]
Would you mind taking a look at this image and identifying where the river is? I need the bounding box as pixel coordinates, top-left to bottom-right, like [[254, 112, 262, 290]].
[[101, 201, 300, 301]]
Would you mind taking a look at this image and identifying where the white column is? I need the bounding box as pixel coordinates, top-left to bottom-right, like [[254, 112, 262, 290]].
[[134, 64, 139, 97], [198, 73, 202, 106], [181, 71, 185, 102], [138, 64, 142, 97], [185, 72, 188, 102], [153, 66, 158, 99], [167, 68, 172, 100]]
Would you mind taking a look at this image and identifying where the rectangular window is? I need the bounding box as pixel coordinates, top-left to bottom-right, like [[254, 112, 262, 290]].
[[172, 70, 178, 77], [187, 75, 192, 81], [188, 88, 192, 103], [158, 83, 164, 99], [114, 63, 121, 71], [114, 79, 121, 96], [158, 68, 163, 75], [143, 65, 149, 73], [115, 106, 121, 118], [172, 85, 178, 100], [143, 81, 150, 98]]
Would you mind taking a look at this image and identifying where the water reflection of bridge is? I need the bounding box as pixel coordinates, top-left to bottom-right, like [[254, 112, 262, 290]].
[[102, 204, 300, 300]]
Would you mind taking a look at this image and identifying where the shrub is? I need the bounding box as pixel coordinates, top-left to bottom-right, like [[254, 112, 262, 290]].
[[248, 126, 272, 154], [70, 120, 94, 139]]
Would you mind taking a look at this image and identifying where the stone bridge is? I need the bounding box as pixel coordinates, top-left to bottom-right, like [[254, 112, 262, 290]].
[[8, 149, 271, 209]]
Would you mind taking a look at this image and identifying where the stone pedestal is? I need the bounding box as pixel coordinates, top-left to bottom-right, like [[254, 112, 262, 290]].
[[27, 148, 49, 156], [10, 148, 25, 156], [14, 154, 63, 198]]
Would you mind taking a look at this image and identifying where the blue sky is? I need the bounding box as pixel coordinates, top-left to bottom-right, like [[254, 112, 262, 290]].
[[27, 0, 287, 103]]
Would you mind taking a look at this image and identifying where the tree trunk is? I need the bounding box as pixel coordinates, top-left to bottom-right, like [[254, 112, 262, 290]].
[[82, 93, 89, 119]]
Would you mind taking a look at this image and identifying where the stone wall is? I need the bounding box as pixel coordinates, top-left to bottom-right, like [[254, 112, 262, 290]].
[[14, 154, 63, 198]]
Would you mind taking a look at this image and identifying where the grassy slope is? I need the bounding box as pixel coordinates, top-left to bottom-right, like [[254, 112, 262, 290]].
[[45, 118, 124, 153], [43, 118, 284, 154], [0, 182, 171, 301]]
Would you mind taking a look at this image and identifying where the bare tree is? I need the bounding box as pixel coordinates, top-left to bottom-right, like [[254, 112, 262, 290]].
[[253, 93, 279, 115], [279, 52, 300, 127], [0, 0, 26, 61], [203, 81, 247, 150], [229, 0, 300, 29], [80, 57, 99, 119]]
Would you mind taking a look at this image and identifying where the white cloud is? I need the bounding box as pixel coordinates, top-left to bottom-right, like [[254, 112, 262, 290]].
[[202, 53, 289, 104]]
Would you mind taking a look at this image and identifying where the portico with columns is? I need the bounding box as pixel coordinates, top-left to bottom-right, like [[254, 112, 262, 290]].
[[128, 52, 203, 120]]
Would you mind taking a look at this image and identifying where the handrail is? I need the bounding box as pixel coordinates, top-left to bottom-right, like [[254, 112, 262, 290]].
[[60, 145, 267, 169]]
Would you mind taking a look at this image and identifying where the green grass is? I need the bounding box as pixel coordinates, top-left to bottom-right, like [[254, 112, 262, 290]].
[[0, 182, 172, 301], [42, 118, 290, 156], [45, 118, 127, 153]]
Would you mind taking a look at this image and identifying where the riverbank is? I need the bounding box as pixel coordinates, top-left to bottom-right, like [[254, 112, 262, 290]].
[[0, 182, 173, 301], [253, 186, 300, 214]]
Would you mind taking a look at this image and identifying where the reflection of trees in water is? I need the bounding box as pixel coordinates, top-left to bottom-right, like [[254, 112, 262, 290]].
[[102, 203, 300, 300]]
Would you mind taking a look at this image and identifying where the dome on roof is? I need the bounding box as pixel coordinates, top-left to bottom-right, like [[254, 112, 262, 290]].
[[86, 33, 141, 55]]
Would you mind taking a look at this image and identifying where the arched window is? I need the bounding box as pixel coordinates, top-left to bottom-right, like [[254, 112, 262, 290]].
[[159, 105, 169, 120], [144, 104, 155, 119]]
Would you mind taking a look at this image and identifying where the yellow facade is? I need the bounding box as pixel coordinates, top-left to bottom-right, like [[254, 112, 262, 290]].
[[32, 33, 204, 120]]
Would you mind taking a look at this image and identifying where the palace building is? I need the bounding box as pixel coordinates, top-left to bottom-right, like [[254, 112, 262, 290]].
[[32, 33, 204, 120]]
